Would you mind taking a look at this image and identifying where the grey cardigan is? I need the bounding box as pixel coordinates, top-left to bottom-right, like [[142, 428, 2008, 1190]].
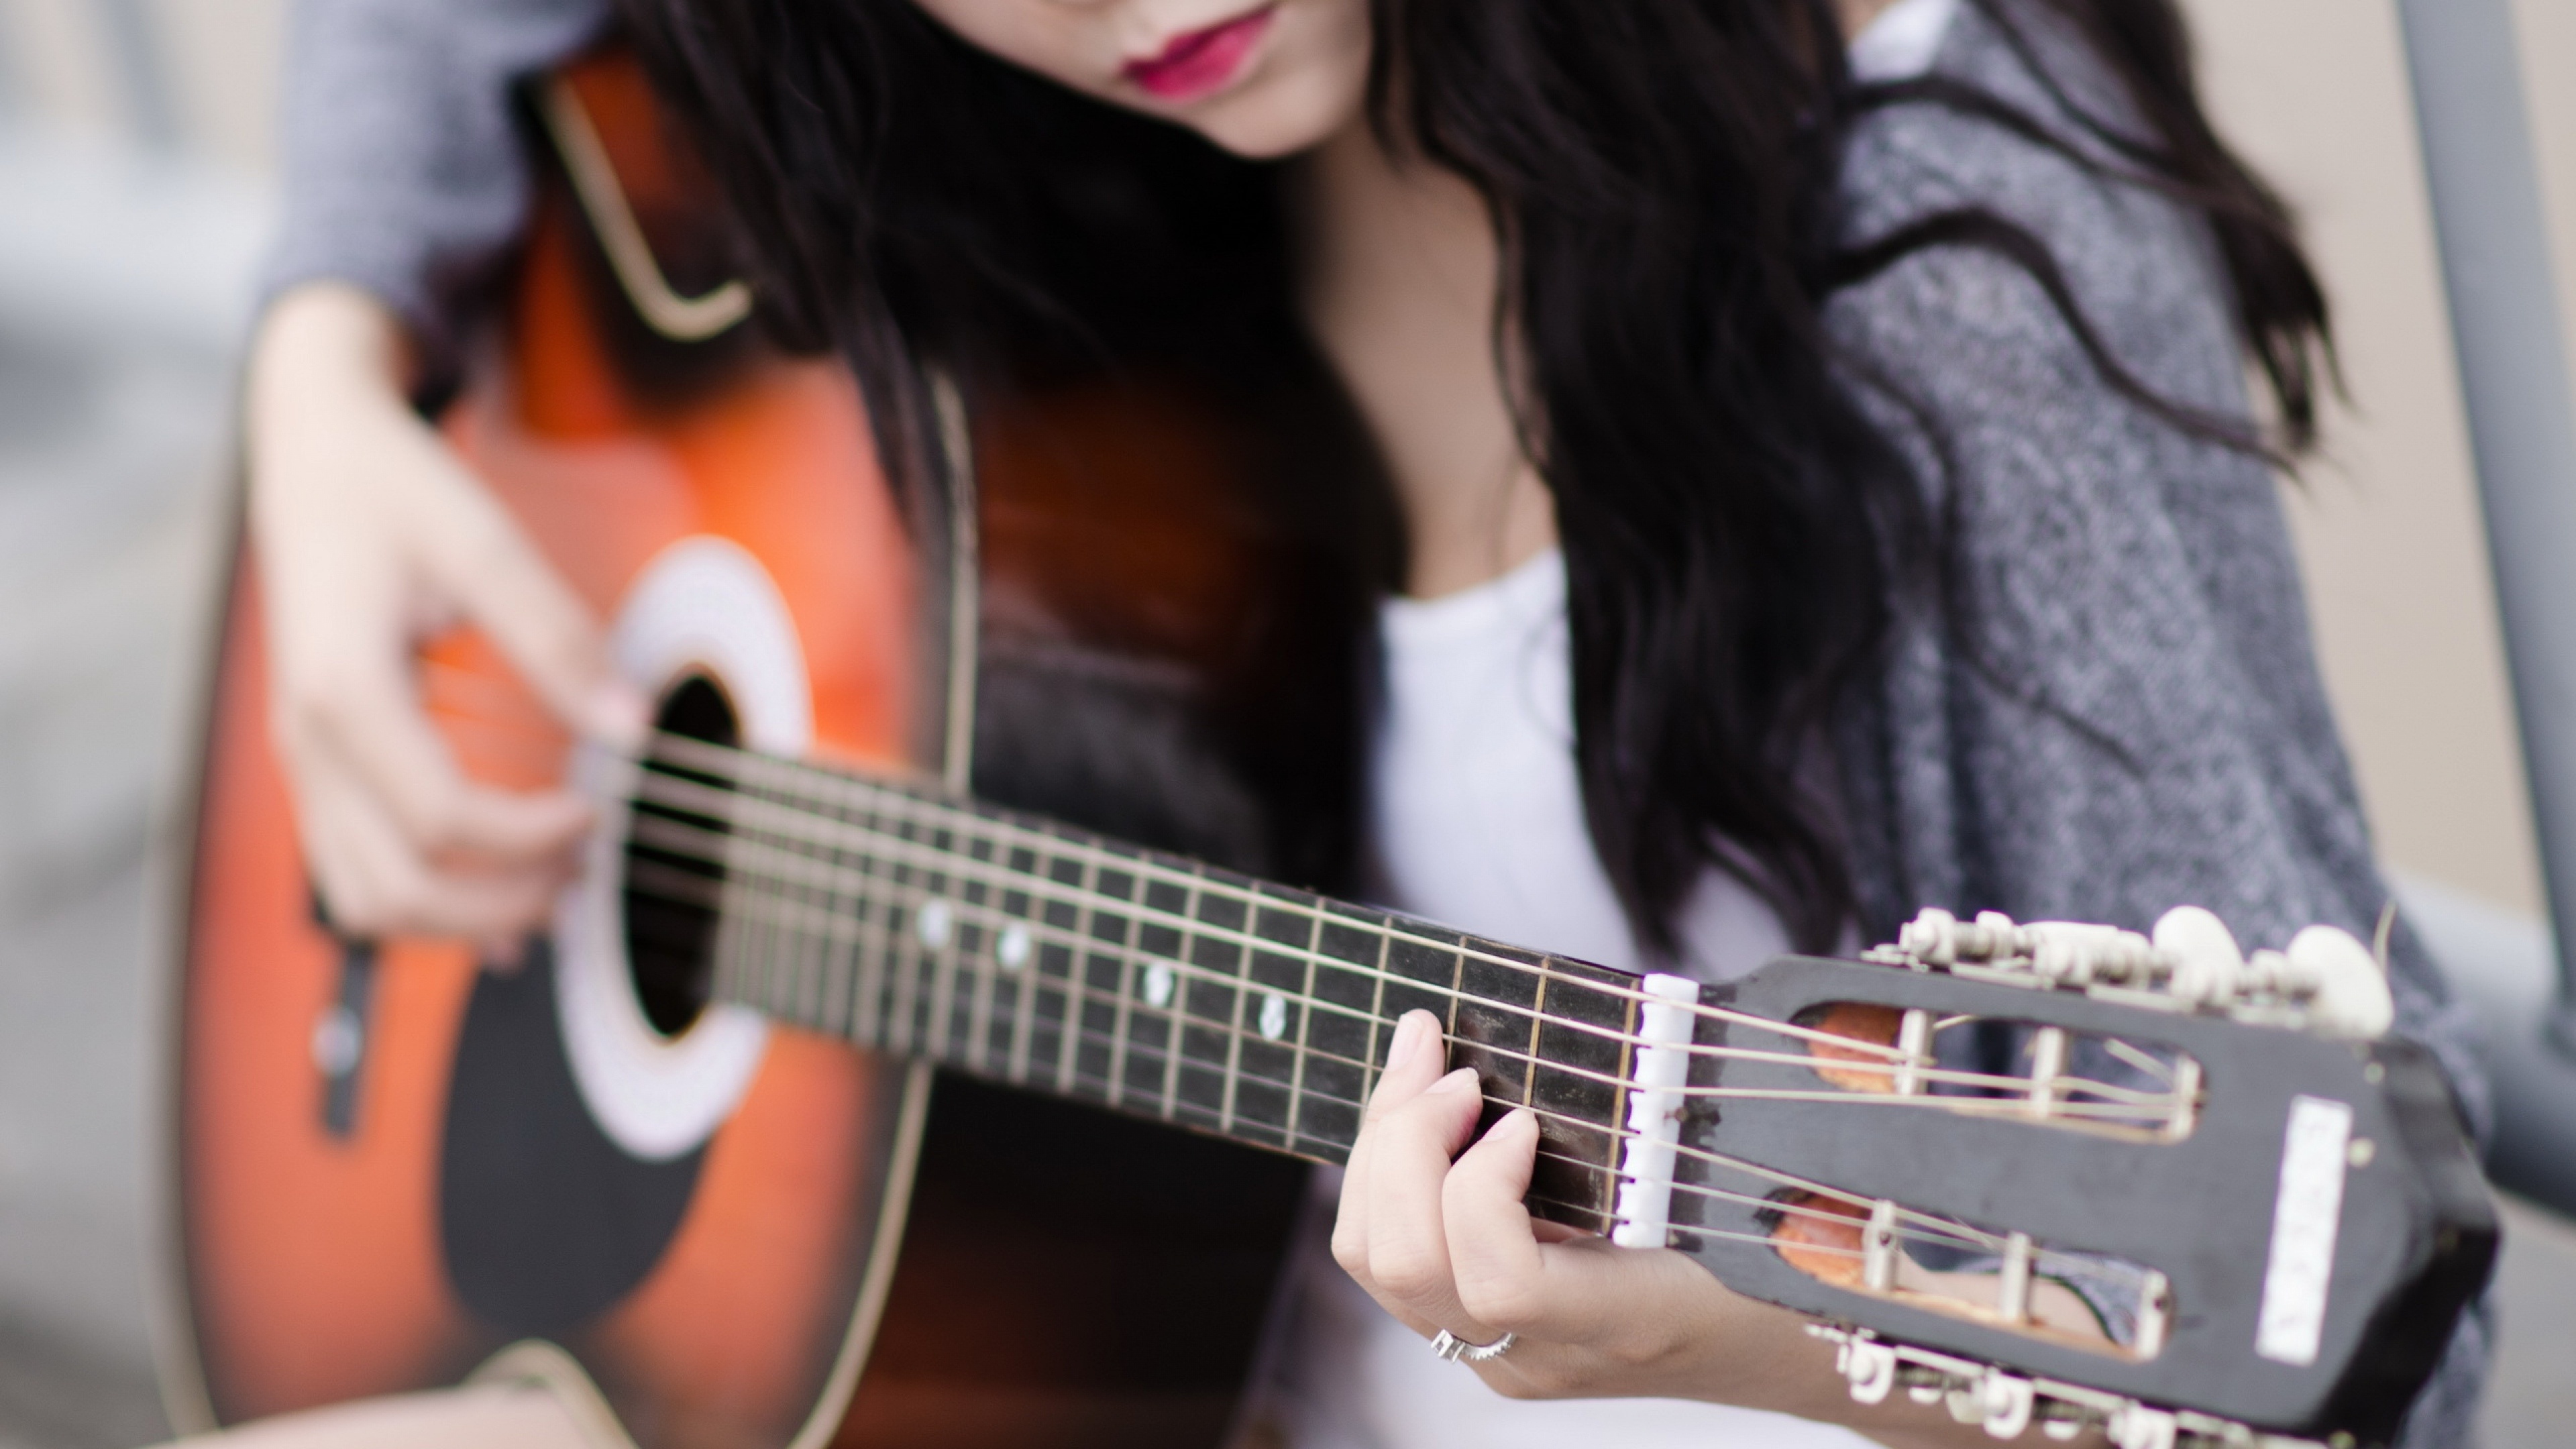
[[262, 1, 2490, 1440]]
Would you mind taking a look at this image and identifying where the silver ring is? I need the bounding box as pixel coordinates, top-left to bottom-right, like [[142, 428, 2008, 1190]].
[[1430, 1328, 1516, 1364]]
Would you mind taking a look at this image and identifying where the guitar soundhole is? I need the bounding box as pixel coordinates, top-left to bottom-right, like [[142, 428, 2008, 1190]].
[[623, 674, 739, 1037]]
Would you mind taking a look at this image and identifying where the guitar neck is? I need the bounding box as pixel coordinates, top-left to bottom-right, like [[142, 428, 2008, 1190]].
[[627, 736, 1651, 1192]]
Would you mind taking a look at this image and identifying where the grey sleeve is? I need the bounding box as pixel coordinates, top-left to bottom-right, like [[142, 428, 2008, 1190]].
[[260, 0, 614, 365], [1825, 92, 2491, 1449]]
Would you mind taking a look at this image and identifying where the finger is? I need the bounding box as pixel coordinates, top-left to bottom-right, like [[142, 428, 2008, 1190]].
[[292, 653, 595, 866], [1356, 1067, 1493, 1333], [1337, 1012, 1449, 1274], [410, 459, 647, 751], [1446, 1110, 1690, 1350], [1442, 1108, 1562, 1336], [294, 749, 576, 939], [1364, 1010, 1450, 1120]]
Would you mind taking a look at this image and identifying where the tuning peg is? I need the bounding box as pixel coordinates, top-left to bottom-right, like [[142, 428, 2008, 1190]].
[[2025, 921, 2159, 985], [2287, 924, 2396, 1040], [1898, 907, 1962, 964], [2153, 906, 2243, 1008]]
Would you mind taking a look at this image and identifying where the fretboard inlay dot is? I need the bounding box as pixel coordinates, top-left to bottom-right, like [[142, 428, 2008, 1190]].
[[916, 898, 953, 951], [997, 924, 1032, 972], [1259, 991, 1289, 1042], [1145, 963, 1176, 1010]]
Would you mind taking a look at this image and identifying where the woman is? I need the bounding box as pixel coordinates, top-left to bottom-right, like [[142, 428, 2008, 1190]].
[[233, 0, 2487, 1444]]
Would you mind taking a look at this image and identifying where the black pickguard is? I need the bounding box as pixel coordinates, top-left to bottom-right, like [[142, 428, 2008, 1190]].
[[439, 938, 706, 1340]]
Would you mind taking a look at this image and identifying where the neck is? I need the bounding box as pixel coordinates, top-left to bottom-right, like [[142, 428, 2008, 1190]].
[[1295, 118, 1555, 599]]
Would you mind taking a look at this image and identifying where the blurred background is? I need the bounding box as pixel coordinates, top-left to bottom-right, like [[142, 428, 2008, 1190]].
[[0, 1, 2566, 1446]]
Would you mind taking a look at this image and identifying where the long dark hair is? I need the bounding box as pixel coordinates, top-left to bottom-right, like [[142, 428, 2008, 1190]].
[[616, 0, 2331, 957]]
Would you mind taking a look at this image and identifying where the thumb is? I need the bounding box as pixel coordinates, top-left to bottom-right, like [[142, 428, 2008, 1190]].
[[415, 459, 649, 751]]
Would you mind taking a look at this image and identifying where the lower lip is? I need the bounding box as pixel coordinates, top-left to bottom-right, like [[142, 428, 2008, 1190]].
[[1124, 9, 1275, 103]]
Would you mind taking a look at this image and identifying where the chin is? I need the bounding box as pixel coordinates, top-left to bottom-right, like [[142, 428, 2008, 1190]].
[[1185, 61, 1371, 159]]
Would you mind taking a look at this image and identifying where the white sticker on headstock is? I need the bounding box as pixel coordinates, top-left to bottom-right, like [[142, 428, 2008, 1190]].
[[2255, 1095, 2353, 1366]]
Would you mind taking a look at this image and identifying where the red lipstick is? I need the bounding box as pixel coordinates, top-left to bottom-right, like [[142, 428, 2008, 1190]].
[[1123, 7, 1275, 103]]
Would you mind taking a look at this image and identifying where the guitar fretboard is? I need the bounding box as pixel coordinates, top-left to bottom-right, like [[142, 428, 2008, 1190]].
[[623, 736, 1657, 1221]]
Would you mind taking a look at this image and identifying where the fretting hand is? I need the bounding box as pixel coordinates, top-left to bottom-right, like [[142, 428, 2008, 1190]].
[[1331, 1010, 2098, 1448], [246, 282, 647, 948]]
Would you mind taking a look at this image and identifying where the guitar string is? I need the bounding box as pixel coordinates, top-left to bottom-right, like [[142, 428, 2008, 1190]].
[[655, 739, 2204, 1104], [667, 867, 2192, 1222], [653, 943, 2046, 1263], [629, 836, 2189, 1128], [622, 795, 2190, 1118], [1515, 1198, 2159, 1313], [621, 851, 2154, 1260], [635, 829, 2177, 1120], [627, 764, 2185, 1098], [629, 858, 2193, 1140], [1521, 1152, 2009, 1254], [643, 733, 1952, 1061], [431, 703, 2173, 1103]]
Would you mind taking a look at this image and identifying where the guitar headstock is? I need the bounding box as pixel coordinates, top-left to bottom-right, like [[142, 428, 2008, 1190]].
[[1658, 908, 2493, 1448]]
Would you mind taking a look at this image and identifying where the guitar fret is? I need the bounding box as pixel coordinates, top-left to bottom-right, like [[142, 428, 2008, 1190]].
[[814, 783, 855, 1036], [1049, 847, 1088, 1099], [1283, 900, 1320, 1152], [1169, 869, 1228, 1130], [1004, 843, 1041, 1085], [749, 757, 800, 1022], [1525, 969, 1548, 1108], [964, 841, 1002, 1073], [1238, 898, 1284, 1148], [923, 828, 961, 1064], [790, 765, 832, 1032], [848, 794, 887, 1046], [891, 814, 922, 1046], [725, 797, 777, 1019], [1204, 865, 1252, 1138], [1364, 926, 1390, 1109], [1153, 871, 1198, 1123], [1101, 859, 1139, 1110]]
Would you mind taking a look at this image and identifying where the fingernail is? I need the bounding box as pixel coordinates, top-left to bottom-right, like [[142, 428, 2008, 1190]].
[[1385, 1012, 1428, 1072], [591, 683, 651, 751], [1430, 1067, 1479, 1096]]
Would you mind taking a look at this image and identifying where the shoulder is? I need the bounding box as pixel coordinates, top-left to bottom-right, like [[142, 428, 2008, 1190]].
[[1827, 1, 2240, 419]]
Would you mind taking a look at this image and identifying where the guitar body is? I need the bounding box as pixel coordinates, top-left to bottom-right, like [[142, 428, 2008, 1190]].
[[169, 52, 1316, 1449]]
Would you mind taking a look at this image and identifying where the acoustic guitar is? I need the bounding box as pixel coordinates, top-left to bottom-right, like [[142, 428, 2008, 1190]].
[[164, 48, 2493, 1449]]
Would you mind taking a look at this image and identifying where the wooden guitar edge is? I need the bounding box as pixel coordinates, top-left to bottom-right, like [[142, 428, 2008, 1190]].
[[788, 1057, 935, 1449], [147, 476, 250, 1440]]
